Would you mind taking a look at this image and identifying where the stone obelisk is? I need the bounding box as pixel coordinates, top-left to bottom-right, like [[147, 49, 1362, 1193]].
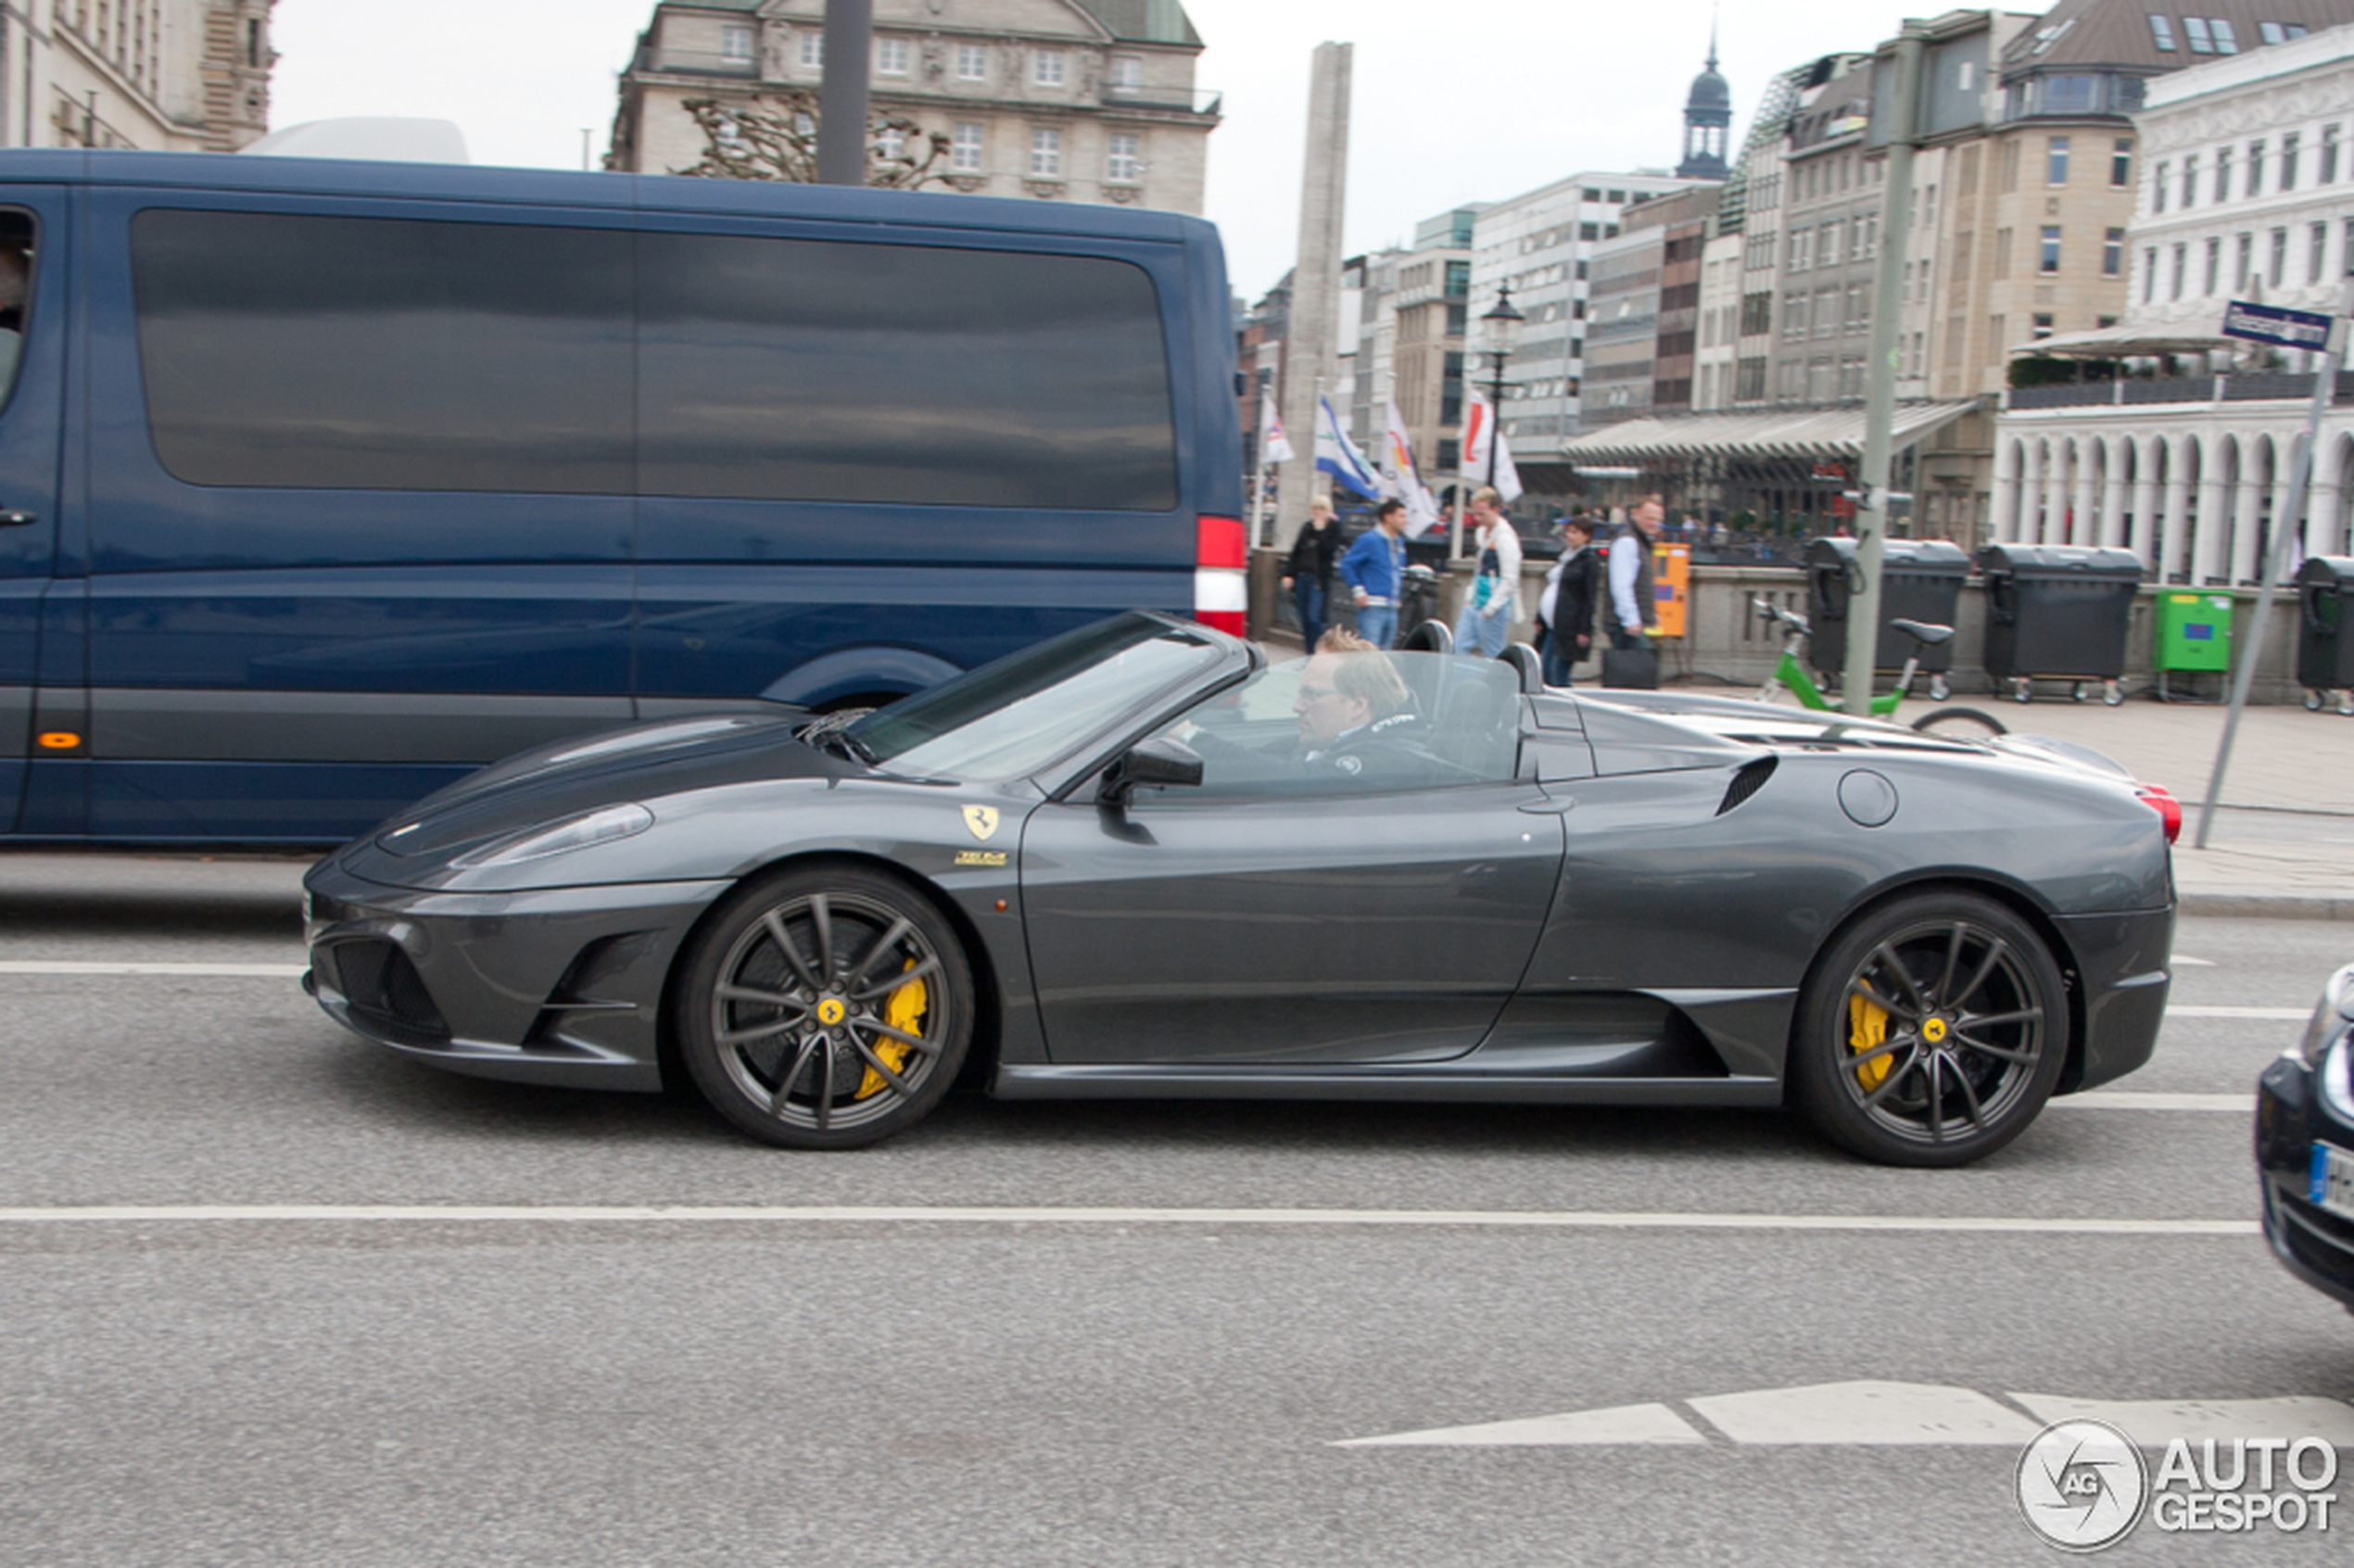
[[1273, 42, 1352, 553]]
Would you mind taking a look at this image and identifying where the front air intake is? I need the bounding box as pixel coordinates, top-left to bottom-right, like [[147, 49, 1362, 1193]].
[[1716, 756, 1778, 816]]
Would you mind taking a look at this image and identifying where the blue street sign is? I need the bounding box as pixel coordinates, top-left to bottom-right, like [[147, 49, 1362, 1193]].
[[2221, 299, 2336, 348]]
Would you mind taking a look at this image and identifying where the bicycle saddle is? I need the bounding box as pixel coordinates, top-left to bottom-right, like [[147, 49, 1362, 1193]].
[[1889, 618, 1955, 647]]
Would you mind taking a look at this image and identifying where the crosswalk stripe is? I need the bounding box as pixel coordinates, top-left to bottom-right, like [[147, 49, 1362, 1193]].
[[0, 960, 307, 977], [2050, 1092, 2250, 1111]]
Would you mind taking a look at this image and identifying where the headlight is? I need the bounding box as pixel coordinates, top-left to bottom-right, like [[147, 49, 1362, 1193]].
[[2284, 963, 2354, 1070], [450, 803, 655, 868]]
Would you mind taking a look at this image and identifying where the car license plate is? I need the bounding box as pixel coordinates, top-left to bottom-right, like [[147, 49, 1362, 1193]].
[[2314, 1143, 2354, 1221]]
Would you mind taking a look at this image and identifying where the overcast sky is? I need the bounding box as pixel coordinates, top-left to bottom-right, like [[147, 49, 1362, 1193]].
[[270, 1, 2009, 299]]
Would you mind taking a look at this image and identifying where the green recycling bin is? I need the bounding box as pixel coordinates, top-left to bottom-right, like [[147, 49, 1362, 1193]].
[[2153, 591, 2233, 673]]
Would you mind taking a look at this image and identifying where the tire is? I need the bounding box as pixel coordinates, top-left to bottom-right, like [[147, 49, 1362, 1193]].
[[675, 866, 974, 1150], [1788, 891, 2069, 1167], [1909, 705, 2008, 740]]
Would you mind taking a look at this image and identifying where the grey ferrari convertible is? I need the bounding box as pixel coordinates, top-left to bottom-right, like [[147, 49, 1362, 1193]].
[[302, 611, 2178, 1167]]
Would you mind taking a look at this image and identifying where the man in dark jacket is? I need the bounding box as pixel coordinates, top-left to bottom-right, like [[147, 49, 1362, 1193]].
[[1281, 495, 1342, 650], [1535, 515, 1601, 687]]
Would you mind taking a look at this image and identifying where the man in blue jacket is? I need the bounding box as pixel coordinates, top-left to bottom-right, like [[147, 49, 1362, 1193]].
[[1337, 499, 1409, 650]]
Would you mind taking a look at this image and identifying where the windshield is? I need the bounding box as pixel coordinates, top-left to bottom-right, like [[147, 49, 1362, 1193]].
[[846, 613, 1225, 780]]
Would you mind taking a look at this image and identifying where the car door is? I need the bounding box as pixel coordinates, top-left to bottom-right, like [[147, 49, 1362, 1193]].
[[1019, 653, 1563, 1066], [0, 190, 64, 835]]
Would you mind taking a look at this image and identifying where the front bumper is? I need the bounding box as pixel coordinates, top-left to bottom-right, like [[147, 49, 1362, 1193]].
[[2256, 1056, 2354, 1313], [303, 858, 730, 1092]]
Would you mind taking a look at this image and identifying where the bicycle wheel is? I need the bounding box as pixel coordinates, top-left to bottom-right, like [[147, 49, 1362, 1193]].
[[1910, 705, 2007, 740]]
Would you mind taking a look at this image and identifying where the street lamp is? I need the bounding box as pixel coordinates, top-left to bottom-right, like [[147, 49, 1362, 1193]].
[[1477, 283, 1525, 498]]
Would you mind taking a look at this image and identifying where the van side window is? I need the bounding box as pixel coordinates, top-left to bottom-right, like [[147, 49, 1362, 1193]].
[[0, 209, 35, 409], [130, 209, 634, 492], [635, 233, 1176, 510]]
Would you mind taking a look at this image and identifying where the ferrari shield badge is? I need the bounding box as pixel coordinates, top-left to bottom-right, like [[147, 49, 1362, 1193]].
[[962, 805, 1000, 841]]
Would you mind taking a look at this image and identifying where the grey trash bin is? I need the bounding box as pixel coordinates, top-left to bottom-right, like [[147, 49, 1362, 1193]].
[[1805, 537, 1972, 684], [2296, 555, 2354, 714], [1976, 543, 2143, 702]]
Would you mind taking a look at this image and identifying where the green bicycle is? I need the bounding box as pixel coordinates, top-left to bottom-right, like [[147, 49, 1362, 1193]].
[[1752, 599, 2008, 740]]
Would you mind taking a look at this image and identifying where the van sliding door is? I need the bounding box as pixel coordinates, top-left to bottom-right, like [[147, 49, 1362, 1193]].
[[0, 192, 64, 837]]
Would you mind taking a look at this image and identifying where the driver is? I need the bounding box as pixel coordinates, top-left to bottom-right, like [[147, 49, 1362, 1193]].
[[1290, 629, 1447, 781]]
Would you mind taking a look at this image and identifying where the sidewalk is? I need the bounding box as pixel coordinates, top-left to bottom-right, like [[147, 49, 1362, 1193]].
[[1266, 622, 2352, 920]]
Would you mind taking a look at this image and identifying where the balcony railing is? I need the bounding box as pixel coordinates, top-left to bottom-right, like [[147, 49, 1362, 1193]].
[[2006, 373, 2354, 411], [1099, 84, 1222, 115]]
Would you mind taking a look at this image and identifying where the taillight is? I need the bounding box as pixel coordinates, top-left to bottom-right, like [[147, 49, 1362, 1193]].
[[1194, 514, 1247, 636], [2136, 782, 2182, 844]]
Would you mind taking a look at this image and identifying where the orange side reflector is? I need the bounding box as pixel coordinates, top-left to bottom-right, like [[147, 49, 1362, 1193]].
[[36, 731, 80, 750]]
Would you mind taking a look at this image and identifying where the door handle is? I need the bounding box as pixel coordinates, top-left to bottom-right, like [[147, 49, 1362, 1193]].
[[0, 511, 33, 527], [1516, 797, 1577, 815]]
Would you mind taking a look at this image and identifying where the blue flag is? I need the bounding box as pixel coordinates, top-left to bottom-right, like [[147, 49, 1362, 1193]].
[[1314, 397, 1381, 499]]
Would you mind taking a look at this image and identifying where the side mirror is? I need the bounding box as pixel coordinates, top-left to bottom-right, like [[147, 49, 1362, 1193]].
[[1098, 736, 1204, 804]]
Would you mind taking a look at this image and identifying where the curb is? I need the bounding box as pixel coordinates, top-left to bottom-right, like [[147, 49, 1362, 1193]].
[[2179, 891, 2354, 922]]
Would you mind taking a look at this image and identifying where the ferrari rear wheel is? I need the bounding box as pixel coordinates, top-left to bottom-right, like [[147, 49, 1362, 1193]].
[[1790, 891, 2068, 1167], [677, 866, 973, 1150]]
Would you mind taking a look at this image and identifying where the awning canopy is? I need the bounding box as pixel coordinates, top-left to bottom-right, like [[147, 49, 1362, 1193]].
[[1557, 399, 1980, 464], [2009, 322, 2238, 358]]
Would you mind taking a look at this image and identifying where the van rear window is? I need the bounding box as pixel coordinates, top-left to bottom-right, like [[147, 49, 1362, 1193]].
[[129, 209, 1179, 511]]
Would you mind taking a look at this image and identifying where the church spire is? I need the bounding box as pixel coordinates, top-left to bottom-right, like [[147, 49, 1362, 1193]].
[[1677, 24, 1732, 181]]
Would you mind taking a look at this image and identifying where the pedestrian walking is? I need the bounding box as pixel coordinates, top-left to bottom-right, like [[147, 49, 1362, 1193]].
[[1452, 486, 1521, 658], [1536, 515, 1600, 686], [1608, 495, 1665, 651], [1281, 494, 1342, 650], [1337, 498, 1410, 650]]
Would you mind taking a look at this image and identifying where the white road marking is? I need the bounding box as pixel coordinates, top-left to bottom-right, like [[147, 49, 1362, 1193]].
[[2049, 1092, 2251, 1112], [0, 960, 306, 977], [2171, 955, 2217, 967], [0, 1205, 2262, 1235], [1689, 1381, 2040, 1446], [1336, 1402, 1706, 1448], [1336, 1384, 2354, 1449], [2010, 1394, 2354, 1448]]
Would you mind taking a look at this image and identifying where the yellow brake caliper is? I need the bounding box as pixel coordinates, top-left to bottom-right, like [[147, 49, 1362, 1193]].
[[854, 957, 927, 1100], [1848, 993, 1892, 1090]]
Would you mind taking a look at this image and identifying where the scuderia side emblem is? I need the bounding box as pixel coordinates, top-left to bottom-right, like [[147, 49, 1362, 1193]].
[[962, 805, 1000, 841]]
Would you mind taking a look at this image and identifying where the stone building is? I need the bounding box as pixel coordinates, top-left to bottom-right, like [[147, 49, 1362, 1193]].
[[1993, 20, 2354, 582], [608, 0, 1218, 215], [0, 0, 272, 151]]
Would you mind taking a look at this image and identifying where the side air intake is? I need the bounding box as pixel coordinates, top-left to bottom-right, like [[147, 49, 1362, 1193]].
[[1716, 756, 1778, 816]]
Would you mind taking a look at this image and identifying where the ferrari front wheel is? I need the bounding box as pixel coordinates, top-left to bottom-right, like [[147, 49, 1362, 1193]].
[[1789, 891, 2069, 1167], [677, 866, 973, 1149]]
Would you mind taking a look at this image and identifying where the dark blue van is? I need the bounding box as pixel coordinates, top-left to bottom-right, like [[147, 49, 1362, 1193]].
[[0, 151, 1242, 844]]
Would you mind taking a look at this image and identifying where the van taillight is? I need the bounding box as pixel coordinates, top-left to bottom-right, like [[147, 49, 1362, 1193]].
[[1194, 514, 1247, 636], [2135, 782, 2182, 844]]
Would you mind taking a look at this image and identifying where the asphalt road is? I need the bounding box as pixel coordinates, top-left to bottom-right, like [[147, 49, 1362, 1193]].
[[1, 855, 2349, 1566]]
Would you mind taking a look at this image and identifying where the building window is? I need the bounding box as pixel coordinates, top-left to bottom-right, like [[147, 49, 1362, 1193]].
[[956, 44, 987, 80], [2182, 154, 2197, 209], [2148, 14, 2176, 49], [2000, 140, 2020, 193], [2046, 136, 2070, 185], [1029, 127, 1061, 176], [2271, 226, 2289, 287], [2346, 219, 2354, 278], [2031, 313, 2054, 341], [2313, 221, 2330, 285], [876, 36, 909, 75], [2111, 138, 2133, 187], [2039, 225, 2062, 273], [1958, 59, 1976, 89], [799, 31, 823, 68], [2153, 161, 2169, 213], [2234, 231, 2251, 290], [2246, 140, 2265, 197], [721, 23, 753, 62], [2143, 247, 2158, 302], [1033, 49, 1065, 85], [2170, 242, 2186, 300], [2205, 236, 2221, 295], [2103, 228, 2124, 276], [952, 121, 982, 172], [1988, 314, 2006, 355], [1107, 56, 1142, 90], [1106, 133, 1141, 183], [1993, 227, 2013, 278], [2280, 133, 2299, 191], [2214, 147, 2232, 203], [2210, 17, 2239, 51], [2183, 15, 2214, 51], [2325, 124, 2344, 183]]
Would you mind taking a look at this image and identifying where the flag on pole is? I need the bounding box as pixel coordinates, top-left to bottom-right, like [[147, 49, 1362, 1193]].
[[1459, 389, 1524, 503], [1380, 398, 1443, 537], [1259, 396, 1295, 465], [1315, 396, 1381, 499]]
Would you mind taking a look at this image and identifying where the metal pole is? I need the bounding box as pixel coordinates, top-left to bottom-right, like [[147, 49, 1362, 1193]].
[[1249, 370, 1272, 549], [816, 0, 872, 188], [1842, 26, 1926, 716], [2195, 272, 2354, 847]]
